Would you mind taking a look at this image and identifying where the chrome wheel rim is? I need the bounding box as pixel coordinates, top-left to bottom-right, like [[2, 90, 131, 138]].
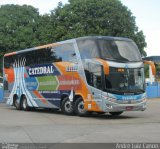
[[23, 98, 27, 109], [78, 101, 86, 114], [64, 100, 73, 113], [15, 100, 19, 107]]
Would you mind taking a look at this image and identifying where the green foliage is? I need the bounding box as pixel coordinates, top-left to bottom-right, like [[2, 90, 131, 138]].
[[0, 5, 40, 55], [156, 63, 160, 71], [0, 5, 54, 72], [155, 63, 160, 79], [51, 0, 147, 56], [144, 63, 160, 79], [0, 1, 147, 73]]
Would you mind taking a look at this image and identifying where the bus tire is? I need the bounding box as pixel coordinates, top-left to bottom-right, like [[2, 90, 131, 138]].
[[22, 96, 30, 111], [74, 97, 90, 116], [13, 96, 21, 110], [61, 97, 74, 115], [109, 112, 123, 116]]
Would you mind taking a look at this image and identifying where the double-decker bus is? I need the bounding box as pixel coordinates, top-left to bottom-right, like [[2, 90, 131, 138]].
[[3, 36, 156, 116]]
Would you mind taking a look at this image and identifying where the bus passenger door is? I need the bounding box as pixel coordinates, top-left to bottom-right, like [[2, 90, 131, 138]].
[[85, 62, 103, 111]]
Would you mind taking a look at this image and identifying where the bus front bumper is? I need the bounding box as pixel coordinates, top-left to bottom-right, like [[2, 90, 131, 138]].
[[103, 100, 147, 112]]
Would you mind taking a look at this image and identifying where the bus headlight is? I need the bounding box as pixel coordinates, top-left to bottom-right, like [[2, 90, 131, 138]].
[[106, 104, 113, 109]]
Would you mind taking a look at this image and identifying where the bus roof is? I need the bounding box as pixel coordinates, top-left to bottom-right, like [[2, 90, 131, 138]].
[[4, 36, 133, 57], [4, 43, 59, 57], [75, 36, 133, 42]]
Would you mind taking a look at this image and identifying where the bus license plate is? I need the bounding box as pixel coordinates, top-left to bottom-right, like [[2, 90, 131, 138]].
[[126, 106, 133, 111]]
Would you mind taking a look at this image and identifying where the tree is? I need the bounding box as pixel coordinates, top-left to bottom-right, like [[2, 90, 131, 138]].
[[35, 14, 57, 45], [51, 0, 147, 56], [0, 4, 40, 56], [0, 5, 58, 74], [0, 1, 148, 74]]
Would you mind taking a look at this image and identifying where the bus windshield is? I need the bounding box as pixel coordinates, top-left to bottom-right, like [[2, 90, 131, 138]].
[[105, 67, 145, 95], [77, 38, 142, 62]]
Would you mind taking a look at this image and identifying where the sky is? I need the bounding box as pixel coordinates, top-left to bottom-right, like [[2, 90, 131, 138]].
[[0, 0, 159, 57]]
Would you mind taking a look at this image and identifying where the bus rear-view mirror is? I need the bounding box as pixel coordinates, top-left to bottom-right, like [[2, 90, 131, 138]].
[[143, 60, 156, 76]]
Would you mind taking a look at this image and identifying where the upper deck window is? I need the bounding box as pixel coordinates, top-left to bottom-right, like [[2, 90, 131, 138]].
[[51, 43, 76, 62], [77, 39, 100, 59], [77, 38, 142, 62], [99, 40, 142, 62], [4, 43, 76, 68]]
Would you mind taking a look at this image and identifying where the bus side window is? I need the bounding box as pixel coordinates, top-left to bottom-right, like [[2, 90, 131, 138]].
[[4, 80, 8, 90], [4, 56, 14, 68], [52, 43, 77, 62], [50, 48, 62, 62], [20, 51, 35, 66]]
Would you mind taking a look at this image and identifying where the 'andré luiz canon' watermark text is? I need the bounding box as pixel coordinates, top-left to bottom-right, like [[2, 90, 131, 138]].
[[116, 143, 159, 149]]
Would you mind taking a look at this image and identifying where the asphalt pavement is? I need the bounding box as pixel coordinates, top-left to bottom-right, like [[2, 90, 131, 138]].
[[0, 98, 159, 143]]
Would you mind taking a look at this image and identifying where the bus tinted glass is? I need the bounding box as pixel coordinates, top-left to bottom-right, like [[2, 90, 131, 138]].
[[4, 43, 76, 68], [52, 43, 76, 62], [4, 55, 18, 68], [105, 67, 145, 95], [84, 63, 103, 90], [77, 38, 142, 62], [77, 39, 100, 59], [99, 40, 142, 62]]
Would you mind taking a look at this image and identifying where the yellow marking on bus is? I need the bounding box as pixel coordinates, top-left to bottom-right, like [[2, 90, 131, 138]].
[[4, 52, 17, 57], [95, 58, 110, 75], [36, 43, 59, 49]]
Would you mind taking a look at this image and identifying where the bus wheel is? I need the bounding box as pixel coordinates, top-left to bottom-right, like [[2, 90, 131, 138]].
[[109, 112, 123, 116], [74, 97, 90, 116], [61, 97, 74, 115], [22, 96, 30, 111], [14, 97, 21, 110]]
